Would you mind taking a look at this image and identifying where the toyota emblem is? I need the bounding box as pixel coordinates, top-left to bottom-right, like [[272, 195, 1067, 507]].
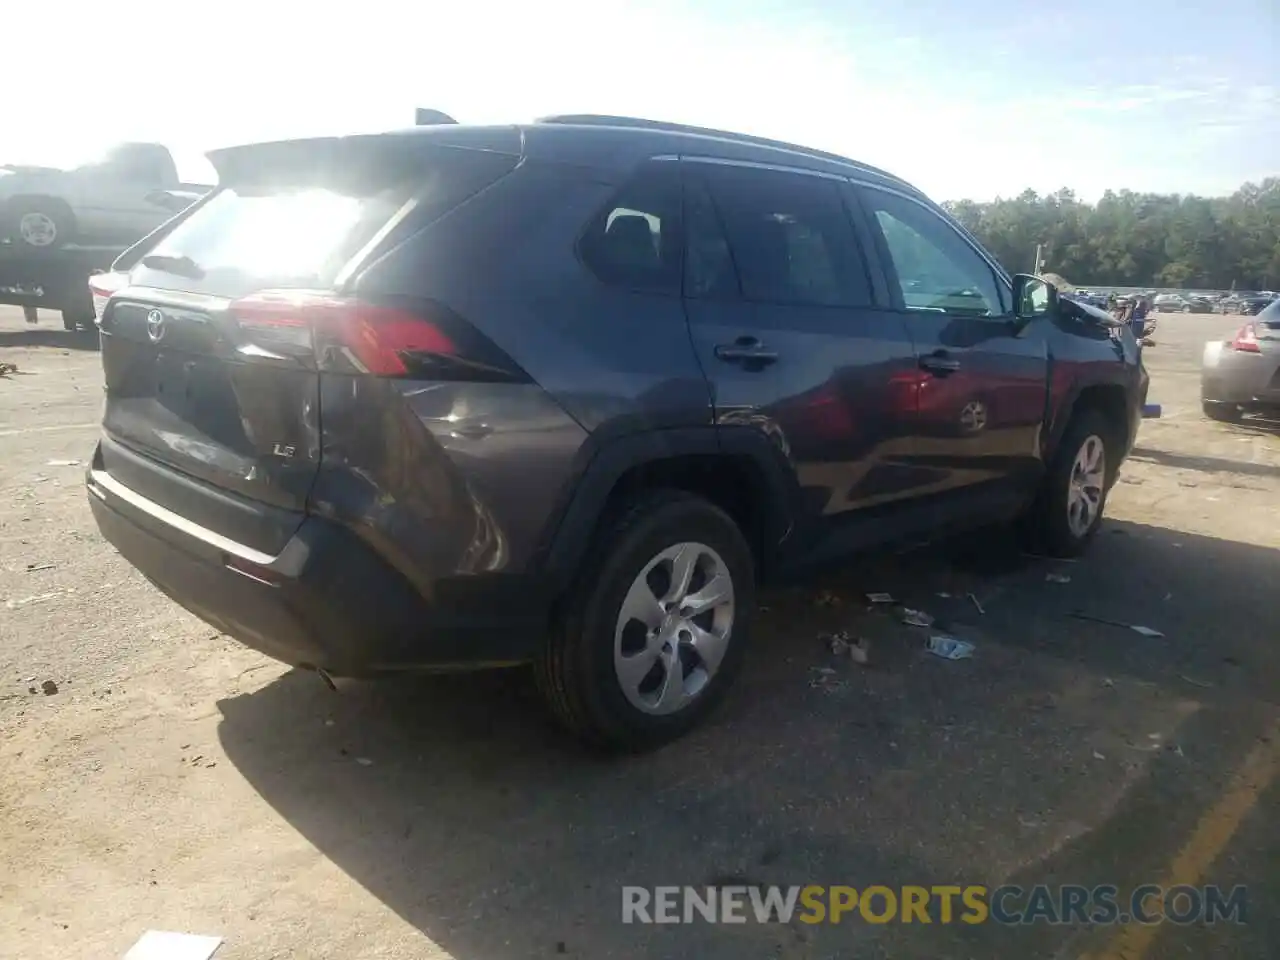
[[146, 309, 166, 342]]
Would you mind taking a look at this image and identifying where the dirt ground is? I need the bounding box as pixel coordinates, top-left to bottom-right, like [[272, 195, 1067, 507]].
[[1, 306, 1277, 960]]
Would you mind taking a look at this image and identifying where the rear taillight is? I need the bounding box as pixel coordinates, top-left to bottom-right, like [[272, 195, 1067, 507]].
[[88, 272, 127, 320], [1231, 324, 1261, 353], [229, 290, 456, 376]]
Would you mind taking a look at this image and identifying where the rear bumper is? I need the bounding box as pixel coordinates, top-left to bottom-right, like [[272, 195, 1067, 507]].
[[87, 460, 549, 675], [1201, 342, 1280, 405]]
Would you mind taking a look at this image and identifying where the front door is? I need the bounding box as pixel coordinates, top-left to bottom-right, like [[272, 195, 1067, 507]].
[[679, 160, 921, 545], [853, 185, 1049, 495]]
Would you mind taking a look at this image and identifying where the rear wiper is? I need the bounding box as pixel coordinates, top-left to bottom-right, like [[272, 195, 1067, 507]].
[[140, 253, 205, 279]]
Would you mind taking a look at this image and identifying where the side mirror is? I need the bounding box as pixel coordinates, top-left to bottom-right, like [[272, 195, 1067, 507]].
[[1012, 273, 1057, 327]]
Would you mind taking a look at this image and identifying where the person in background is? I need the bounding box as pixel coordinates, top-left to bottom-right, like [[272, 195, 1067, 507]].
[[1130, 296, 1150, 340]]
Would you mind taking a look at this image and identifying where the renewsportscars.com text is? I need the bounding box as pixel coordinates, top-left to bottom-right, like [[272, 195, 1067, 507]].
[[621, 884, 1248, 926]]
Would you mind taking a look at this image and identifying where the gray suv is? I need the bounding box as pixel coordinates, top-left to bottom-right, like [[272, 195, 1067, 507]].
[[87, 116, 1147, 749]]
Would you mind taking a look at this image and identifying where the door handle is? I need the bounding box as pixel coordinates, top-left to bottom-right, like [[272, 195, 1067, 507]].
[[919, 351, 961, 375], [714, 337, 779, 366]]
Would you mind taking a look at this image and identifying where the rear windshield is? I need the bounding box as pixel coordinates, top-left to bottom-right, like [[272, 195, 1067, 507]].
[[135, 143, 516, 297]]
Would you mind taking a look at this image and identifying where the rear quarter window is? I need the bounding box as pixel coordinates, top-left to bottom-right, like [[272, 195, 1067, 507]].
[[578, 161, 683, 295]]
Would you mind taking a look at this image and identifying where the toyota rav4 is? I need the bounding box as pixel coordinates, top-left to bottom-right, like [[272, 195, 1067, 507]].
[[87, 116, 1148, 750]]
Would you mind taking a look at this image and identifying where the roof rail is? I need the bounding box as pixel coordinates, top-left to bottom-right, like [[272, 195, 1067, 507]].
[[535, 114, 910, 188]]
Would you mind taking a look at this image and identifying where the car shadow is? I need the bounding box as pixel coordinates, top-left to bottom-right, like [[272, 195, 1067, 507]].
[[1127, 445, 1279, 479], [1234, 412, 1280, 437], [216, 518, 1279, 959], [0, 327, 100, 351]]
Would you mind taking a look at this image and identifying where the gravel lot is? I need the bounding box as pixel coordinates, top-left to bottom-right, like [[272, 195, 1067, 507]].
[[1, 306, 1277, 960]]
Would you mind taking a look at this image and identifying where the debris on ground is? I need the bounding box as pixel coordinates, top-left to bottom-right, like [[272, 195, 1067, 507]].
[[40, 680, 58, 696], [1045, 572, 1072, 584], [900, 608, 934, 628], [355, 757, 374, 766], [4, 591, 63, 609], [0, 361, 18, 377], [821, 630, 873, 666], [1069, 612, 1164, 638], [967, 592, 985, 615], [1092, 750, 1106, 761], [937, 591, 952, 598], [808, 666, 847, 692], [824, 631, 851, 656], [866, 592, 895, 604], [815, 590, 842, 606], [25, 561, 57, 572], [45, 459, 81, 467], [925, 635, 975, 660], [123, 930, 223, 960], [1178, 674, 1214, 689]]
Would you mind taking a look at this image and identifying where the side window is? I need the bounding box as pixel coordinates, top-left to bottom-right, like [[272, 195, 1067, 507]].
[[863, 189, 1004, 317], [579, 161, 681, 295], [683, 177, 739, 299], [699, 165, 872, 308]]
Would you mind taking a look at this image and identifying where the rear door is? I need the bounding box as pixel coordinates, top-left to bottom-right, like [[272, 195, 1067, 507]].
[[852, 184, 1049, 494], [680, 160, 920, 533], [97, 137, 518, 555]]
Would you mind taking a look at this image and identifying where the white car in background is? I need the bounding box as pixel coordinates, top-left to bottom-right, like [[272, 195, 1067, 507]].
[[1201, 300, 1280, 422]]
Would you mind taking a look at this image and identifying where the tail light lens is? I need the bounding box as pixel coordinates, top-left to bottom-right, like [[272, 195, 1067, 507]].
[[229, 290, 456, 376], [88, 271, 128, 321], [1231, 323, 1261, 353]]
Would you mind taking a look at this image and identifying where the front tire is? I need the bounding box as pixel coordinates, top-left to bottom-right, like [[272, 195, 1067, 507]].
[[1024, 409, 1115, 557], [535, 490, 755, 751]]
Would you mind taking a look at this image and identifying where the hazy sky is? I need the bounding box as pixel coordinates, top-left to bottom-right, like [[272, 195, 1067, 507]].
[[4, 0, 1276, 201]]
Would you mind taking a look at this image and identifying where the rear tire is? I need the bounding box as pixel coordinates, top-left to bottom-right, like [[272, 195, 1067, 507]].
[[535, 490, 755, 752], [1202, 399, 1242, 423], [61, 306, 97, 333], [1023, 409, 1116, 557]]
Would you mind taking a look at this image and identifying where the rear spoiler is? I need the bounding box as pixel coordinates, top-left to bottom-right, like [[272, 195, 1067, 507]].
[[206, 129, 521, 188]]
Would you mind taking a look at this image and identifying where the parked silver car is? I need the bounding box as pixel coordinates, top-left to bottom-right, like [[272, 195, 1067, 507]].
[[1201, 299, 1280, 421]]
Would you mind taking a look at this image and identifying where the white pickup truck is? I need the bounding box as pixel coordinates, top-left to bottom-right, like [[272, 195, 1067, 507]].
[[0, 142, 208, 253]]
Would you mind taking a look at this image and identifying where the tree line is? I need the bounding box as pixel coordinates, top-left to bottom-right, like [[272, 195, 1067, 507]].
[[943, 178, 1280, 291]]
